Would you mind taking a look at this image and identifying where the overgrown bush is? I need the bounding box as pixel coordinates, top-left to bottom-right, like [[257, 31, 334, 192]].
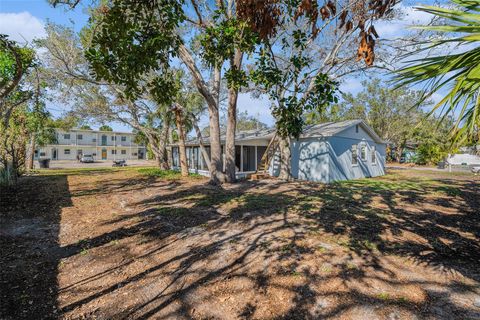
[[416, 143, 447, 165]]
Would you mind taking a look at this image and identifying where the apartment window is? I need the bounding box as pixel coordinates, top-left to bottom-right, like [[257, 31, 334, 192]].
[[77, 134, 83, 140], [111, 150, 117, 155], [121, 150, 126, 155], [64, 149, 71, 155], [40, 152, 46, 157], [351, 145, 358, 165], [360, 145, 367, 161], [371, 146, 377, 164], [64, 134, 70, 139], [121, 136, 126, 142]]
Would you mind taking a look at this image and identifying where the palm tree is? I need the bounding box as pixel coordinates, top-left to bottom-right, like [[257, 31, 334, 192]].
[[395, 0, 480, 145]]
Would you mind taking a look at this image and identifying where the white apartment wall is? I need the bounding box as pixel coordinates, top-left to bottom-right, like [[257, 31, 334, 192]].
[[36, 129, 145, 161], [36, 146, 144, 161]]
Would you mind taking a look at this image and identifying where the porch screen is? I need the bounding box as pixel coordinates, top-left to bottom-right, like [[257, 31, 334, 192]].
[[235, 146, 241, 171], [242, 146, 256, 171]]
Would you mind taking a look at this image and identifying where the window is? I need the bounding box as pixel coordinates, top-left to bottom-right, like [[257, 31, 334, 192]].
[[111, 136, 116, 141], [355, 125, 359, 133], [77, 134, 83, 140], [360, 145, 367, 161], [351, 145, 358, 165], [92, 153, 97, 156], [92, 138, 97, 142], [121, 150, 126, 155], [40, 152, 45, 157], [64, 149, 71, 155], [111, 150, 117, 155], [371, 146, 377, 164], [132, 153, 137, 156], [121, 136, 126, 142], [64, 134, 70, 139]]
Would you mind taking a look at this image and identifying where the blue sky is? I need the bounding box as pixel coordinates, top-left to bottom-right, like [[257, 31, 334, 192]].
[[1, 0, 447, 132]]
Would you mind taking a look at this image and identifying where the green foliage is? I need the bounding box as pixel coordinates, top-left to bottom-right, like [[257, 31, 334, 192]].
[[416, 143, 446, 165], [395, 0, 480, 144], [251, 32, 338, 139], [137, 168, 202, 179], [0, 39, 35, 89], [84, 0, 184, 100], [99, 124, 113, 131], [199, 14, 258, 67], [79, 125, 92, 130]]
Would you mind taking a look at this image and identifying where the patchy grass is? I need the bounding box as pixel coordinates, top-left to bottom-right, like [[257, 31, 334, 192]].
[[1, 168, 479, 319], [35, 166, 157, 176], [137, 168, 203, 179]]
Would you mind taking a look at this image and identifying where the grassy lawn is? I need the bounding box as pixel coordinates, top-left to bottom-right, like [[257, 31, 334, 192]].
[[1, 168, 479, 319]]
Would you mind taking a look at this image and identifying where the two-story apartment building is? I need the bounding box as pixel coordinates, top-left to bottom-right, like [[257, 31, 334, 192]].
[[35, 129, 146, 161]]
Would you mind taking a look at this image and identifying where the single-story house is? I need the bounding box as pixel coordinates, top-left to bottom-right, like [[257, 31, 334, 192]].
[[170, 119, 387, 183]]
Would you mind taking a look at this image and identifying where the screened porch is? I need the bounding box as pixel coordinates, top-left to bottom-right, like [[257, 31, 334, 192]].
[[171, 144, 268, 175]]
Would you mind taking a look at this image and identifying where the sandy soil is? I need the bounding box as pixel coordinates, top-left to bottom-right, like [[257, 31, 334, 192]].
[[1, 168, 479, 319]]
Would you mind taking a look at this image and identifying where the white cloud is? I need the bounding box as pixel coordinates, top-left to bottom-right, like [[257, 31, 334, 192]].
[[375, 4, 436, 39], [0, 12, 46, 44]]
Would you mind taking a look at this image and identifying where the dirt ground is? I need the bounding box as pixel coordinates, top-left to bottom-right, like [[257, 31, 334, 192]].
[[1, 168, 479, 319]]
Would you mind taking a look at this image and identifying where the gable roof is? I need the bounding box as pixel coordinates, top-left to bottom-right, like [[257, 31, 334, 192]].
[[301, 119, 386, 144], [182, 119, 385, 146], [185, 128, 275, 145]]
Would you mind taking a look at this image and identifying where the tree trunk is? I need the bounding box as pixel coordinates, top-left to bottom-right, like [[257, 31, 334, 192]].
[[224, 88, 238, 182], [396, 146, 403, 163], [174, 106, 189, 177], [278, 137, 292, 180], [159, 125, 170, 170], [224, 49, 243, 183], [178, 44, 224, 184], [191, 115, 211, 172], [208, 102, 224, 183], [144, 131, 168, 170], [27, 133, 36, 170], [166, 128, 173, 168]]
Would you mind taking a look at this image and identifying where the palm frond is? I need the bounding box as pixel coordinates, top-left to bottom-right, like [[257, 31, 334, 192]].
[[395, 0, 480, 144]]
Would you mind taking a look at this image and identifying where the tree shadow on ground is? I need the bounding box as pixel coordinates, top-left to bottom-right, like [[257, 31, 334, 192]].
[[0, 175, 73, 319], [3, 171, 479, 319]]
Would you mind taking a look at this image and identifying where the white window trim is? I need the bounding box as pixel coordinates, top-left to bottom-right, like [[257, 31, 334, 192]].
[[351, 145, 359, 167]]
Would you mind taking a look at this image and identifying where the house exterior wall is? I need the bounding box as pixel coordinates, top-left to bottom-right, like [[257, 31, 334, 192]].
[[289, 138, 330, 182], [325, 136, 385, 183], [277, 124, 386, 183], [171, 122, 386, 183]]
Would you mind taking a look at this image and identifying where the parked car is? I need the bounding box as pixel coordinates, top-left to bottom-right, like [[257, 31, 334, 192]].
[[80, 155, 94, 163]]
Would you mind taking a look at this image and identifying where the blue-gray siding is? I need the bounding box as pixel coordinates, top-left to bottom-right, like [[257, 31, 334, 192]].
[[273, 124, 386, 183]]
